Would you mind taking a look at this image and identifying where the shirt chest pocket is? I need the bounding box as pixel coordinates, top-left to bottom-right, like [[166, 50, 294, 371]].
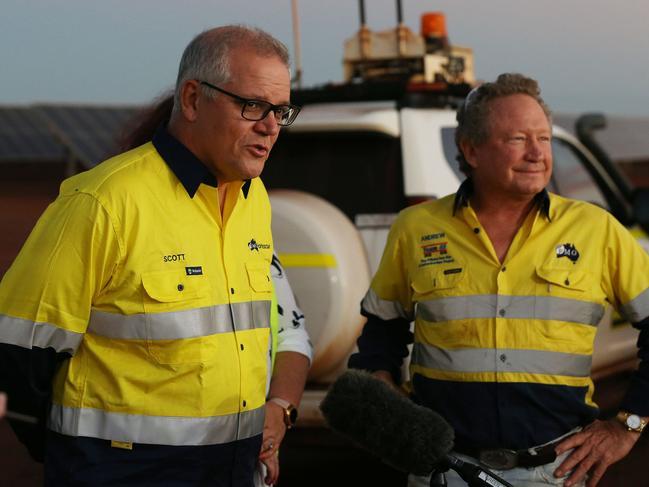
[[244, 261, 273, 335], [411, 266, 466, 297], [535, 265, 593, 296], [245, 261, 272, 295], [141, 270, 214, 365], [534, 266, 604, 326]]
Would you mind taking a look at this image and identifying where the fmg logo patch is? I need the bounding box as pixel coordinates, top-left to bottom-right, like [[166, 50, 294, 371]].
[[422, 242, 447, 257]]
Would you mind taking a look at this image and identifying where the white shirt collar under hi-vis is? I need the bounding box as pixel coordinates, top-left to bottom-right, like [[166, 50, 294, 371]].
[[0, 127, 273, 446], [361, 183, 649, 449]]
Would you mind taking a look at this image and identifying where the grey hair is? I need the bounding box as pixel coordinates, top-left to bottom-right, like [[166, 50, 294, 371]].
[[455, 73, 552, 176], [172, 25, 290, 112]]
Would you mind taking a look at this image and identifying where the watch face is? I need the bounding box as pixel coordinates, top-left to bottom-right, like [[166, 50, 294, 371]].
[[627, 414, 642, 430], [288, 407, 298, 424]]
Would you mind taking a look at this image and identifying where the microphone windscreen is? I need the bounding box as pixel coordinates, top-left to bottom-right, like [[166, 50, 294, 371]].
[[320, 369, 454, 475]]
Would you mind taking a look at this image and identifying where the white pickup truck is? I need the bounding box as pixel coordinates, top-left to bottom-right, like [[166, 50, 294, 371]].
[[265, 96, 649, 426], [262, 9, 649, 428]]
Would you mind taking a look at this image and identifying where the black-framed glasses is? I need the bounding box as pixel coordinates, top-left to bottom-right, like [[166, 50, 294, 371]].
[[199, 80, 301, 127]]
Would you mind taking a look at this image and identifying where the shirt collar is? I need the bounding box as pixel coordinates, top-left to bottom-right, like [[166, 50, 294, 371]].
[[151, 125, 251, 199], [452, 177, 551, 221]]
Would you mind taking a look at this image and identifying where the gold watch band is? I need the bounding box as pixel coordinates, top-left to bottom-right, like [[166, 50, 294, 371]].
[[616, 411, 647, 433]]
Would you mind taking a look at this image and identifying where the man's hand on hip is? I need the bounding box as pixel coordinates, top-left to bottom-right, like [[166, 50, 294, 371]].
[[554, 419, 640, 487]]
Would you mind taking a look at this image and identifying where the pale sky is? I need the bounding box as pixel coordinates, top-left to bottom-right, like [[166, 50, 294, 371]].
[[2, 0, 648, 116]]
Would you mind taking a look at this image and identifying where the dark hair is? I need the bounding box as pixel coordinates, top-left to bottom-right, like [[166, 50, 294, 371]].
[[455, 73, 552, 176], [119, 92, 174, 152]]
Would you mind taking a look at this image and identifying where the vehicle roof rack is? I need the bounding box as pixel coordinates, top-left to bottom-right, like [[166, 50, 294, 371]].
[[292, 80, 471, 109]]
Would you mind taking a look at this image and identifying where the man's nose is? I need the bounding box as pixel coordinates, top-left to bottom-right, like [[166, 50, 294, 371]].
[[526, 139, 545, 161], [254, 111, 280, 135]]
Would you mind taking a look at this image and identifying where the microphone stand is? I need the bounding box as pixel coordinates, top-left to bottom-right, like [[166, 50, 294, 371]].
[[429, 469, 448, 487]]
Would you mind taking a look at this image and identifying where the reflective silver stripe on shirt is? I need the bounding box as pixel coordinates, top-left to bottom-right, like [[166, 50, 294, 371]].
[[361, 288, 411, 321], [620, 287, 649, 324], [411, 343, 593, 377], [87, 300, 271, 340], [417, 294, 605, 327], [48, 404, 265, 446], [0, 314, 83, 354]]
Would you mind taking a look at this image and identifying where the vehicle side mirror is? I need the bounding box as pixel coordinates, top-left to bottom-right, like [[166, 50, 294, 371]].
[[633, 188, 649, 234]]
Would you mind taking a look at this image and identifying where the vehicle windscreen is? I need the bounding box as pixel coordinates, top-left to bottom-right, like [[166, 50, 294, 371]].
[[264, 131, 406, 220]]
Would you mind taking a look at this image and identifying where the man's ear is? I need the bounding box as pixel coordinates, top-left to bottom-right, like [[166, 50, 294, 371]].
[[459, 139, 479, 169], [178, 79, 201, 122]]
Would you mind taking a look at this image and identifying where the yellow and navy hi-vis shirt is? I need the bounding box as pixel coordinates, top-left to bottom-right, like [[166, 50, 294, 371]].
[[0, 126, 273, 449], [350, 180, 649, 451]]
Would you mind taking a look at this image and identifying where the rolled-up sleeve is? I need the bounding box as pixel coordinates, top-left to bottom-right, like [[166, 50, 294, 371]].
[[602, 216, 649, 415], [348, 214, 414, 383]]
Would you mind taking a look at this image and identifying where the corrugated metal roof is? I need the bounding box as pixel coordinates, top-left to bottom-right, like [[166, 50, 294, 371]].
[[0, 104, 139, 168], [36, 104, 138, 168], [0, 106, 66, 162]]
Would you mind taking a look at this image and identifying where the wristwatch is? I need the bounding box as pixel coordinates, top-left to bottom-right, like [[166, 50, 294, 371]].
[[616, 411, 647, 433], [269, 397, 298, 429]]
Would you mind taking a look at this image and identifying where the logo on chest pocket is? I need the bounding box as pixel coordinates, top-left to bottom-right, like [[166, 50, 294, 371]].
[[555, 243, 580, 263]]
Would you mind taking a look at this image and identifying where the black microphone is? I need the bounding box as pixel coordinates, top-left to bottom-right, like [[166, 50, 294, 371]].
[[320, 370, 514, 487]]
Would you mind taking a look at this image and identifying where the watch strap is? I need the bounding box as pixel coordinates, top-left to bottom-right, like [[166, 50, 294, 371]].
[[268, 397, 298, 428], [269, 397, 292, 410]]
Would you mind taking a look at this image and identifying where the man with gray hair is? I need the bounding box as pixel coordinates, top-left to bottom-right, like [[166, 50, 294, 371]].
[[350, 73, 649, 486], [0, 25, 302, 486]]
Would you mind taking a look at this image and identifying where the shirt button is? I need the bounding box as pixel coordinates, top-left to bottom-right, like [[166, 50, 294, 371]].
[[499, 309, 506, 317], [231, 288, 235, 294], [177, 284, 184, 291], [473, 228, 480, 234], [564, 279, 570, 286], [242, 400, 247, 408], [501, 267, 506, 272], [240, 344, 244, 351]]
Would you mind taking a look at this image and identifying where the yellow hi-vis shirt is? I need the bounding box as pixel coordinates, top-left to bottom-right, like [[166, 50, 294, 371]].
[[0, 138, 273, 446], [360, 189, 649, 449]]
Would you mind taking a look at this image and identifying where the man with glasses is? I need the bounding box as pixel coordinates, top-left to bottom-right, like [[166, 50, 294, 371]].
[[0, 25, 304, 486]]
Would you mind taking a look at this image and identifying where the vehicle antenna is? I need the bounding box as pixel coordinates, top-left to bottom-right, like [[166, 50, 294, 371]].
[[357, 0, 370, 59], [395, 0, 407, 56], [291, 0, 303, 88]]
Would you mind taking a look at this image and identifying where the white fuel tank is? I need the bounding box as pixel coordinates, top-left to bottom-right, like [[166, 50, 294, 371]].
[[269, 190, 371, 382]]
